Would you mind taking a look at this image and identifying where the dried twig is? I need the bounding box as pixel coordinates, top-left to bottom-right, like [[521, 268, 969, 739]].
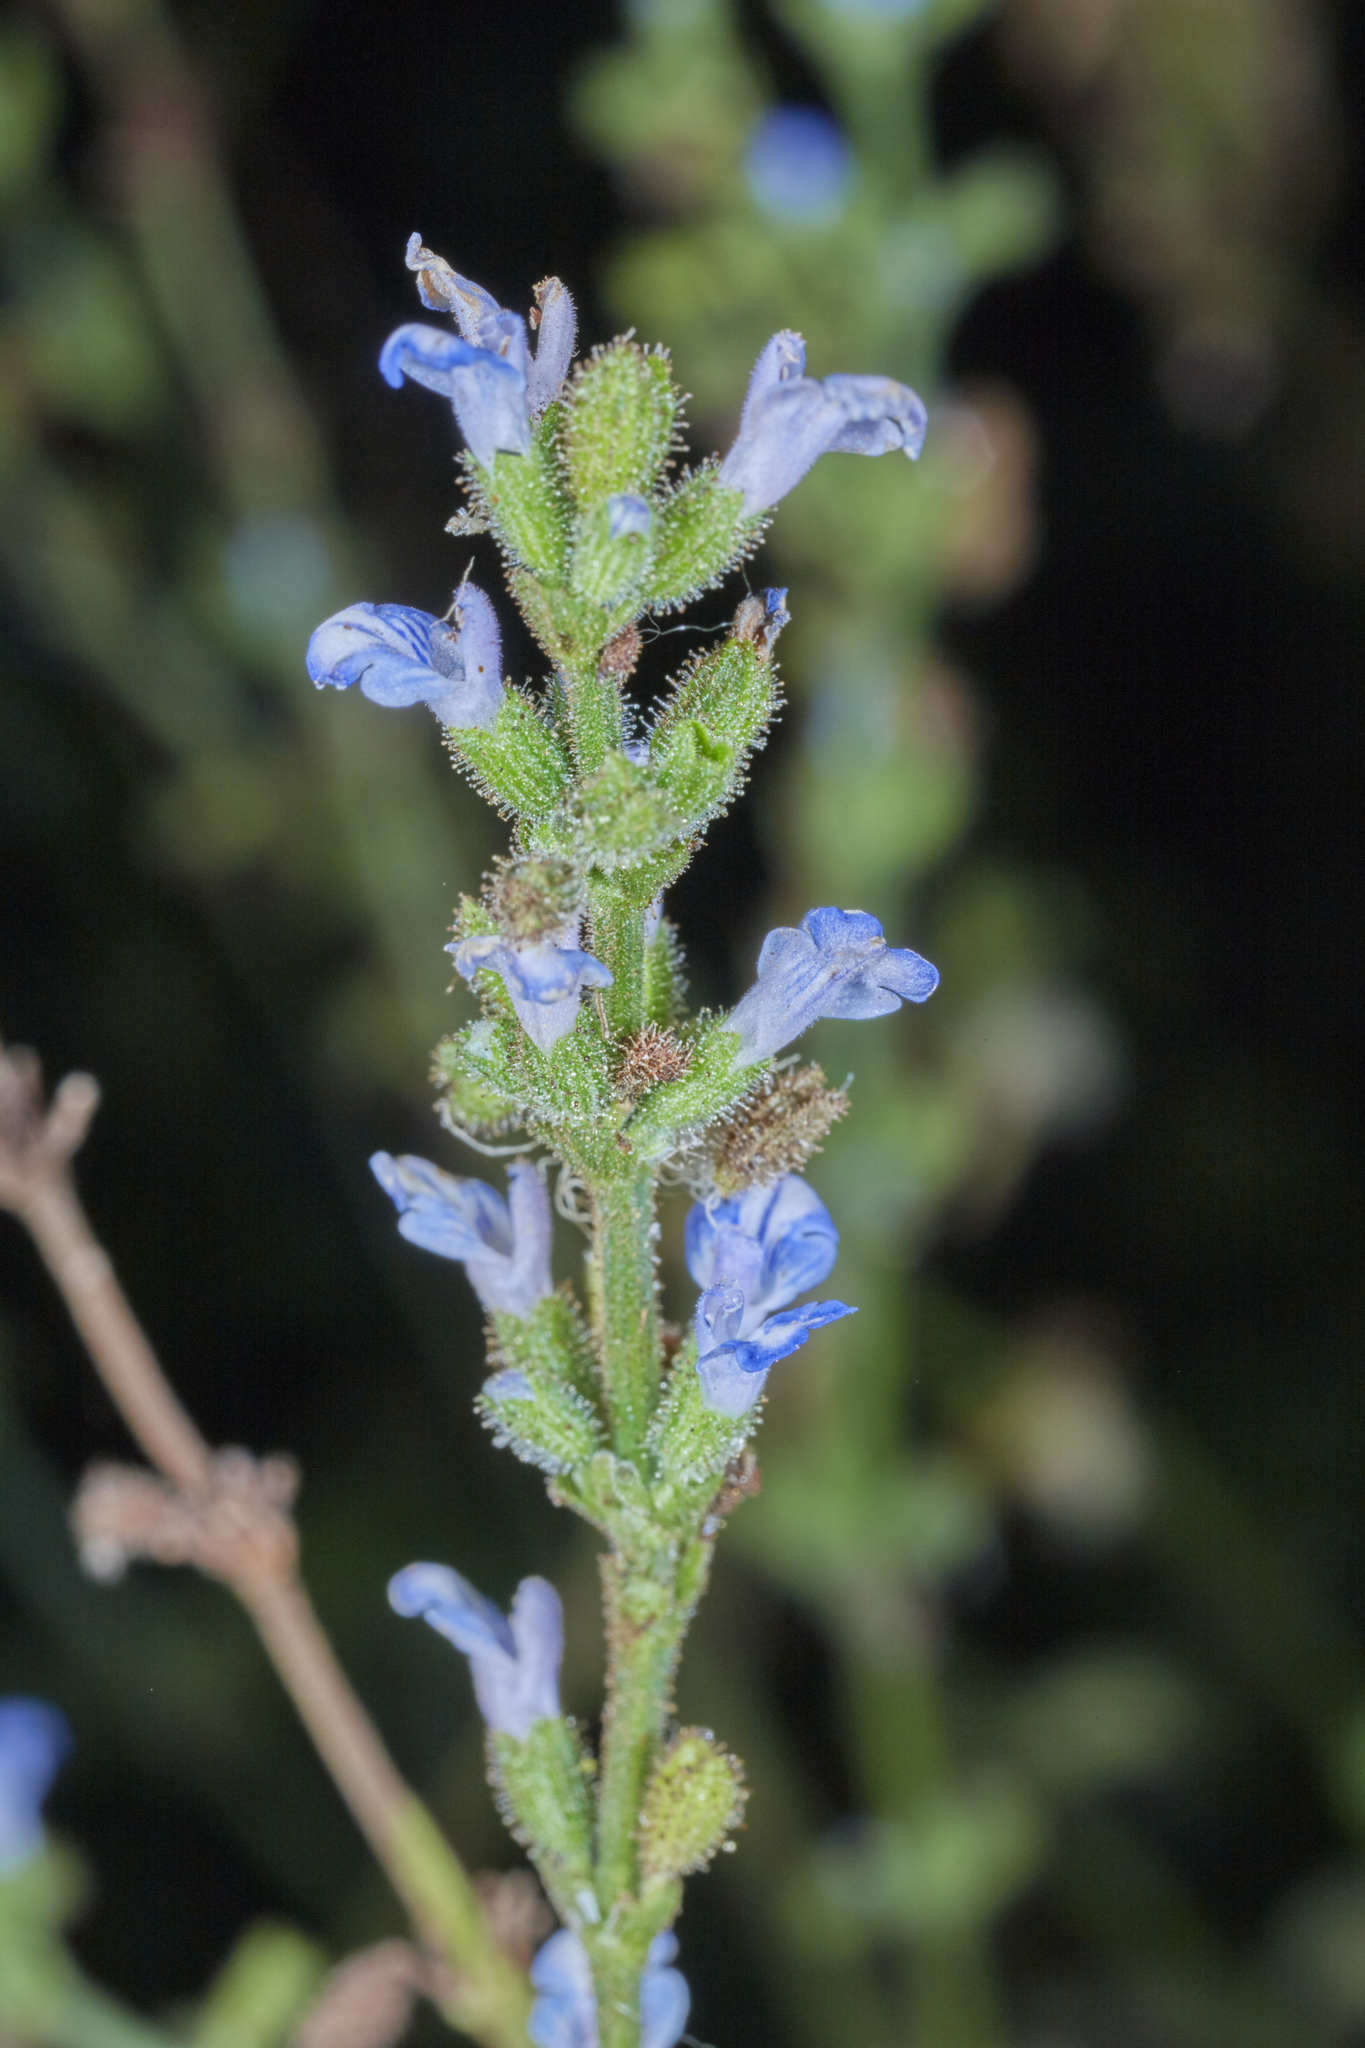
[[0, 1040, 530, 2048]]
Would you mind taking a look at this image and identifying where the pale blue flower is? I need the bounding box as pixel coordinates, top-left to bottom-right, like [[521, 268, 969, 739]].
[[405, 236, 576, 416], [381, 239, 577, 465], [746, 107, 852, 224], [726, 906, 939, 1066], [450, 924, 612, 1053], [306, 584, 503, 729], [686, 1175, 855, 1417], [719, 331, 927, 513], [529, 1929, 689, 2048], [0, 1697, 70, 1875], [388, 1565, 562, 1739], [369, 1155, 552, 1316]]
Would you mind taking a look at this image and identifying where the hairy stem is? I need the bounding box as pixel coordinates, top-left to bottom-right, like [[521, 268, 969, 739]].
[[590, 1541, 711, 2046], [561, 658, 624, 774], [589, 1163, 660, 1460], [589, 876, 647, 1043]]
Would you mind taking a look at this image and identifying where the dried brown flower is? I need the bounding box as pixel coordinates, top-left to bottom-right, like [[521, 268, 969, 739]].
[[710, 1062, 848, 1195]]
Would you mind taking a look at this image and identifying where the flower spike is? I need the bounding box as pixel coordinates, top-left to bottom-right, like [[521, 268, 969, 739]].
[[306, 584, 503, 729], [726, 905, 939, 1066], [719, 330, 927, 513], [369, 1155, 552, 1317], [388, 1565, 562, 1740]]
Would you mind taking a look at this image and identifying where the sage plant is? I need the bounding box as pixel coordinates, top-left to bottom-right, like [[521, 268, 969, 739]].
[[304, 234, 937, 2045]]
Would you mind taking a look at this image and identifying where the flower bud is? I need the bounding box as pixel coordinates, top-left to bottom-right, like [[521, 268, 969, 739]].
[[639, 1728, 747, 1883]]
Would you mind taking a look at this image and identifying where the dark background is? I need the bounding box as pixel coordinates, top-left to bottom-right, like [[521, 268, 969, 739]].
[[2, 0, 1363, 2041]]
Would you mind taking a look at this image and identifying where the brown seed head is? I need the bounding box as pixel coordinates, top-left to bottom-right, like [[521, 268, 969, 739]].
[[710, 1062, 849, 1195], [599, 623, 643, 682], [486, 854, 580, 942], [616, 1023, 692, 1103]]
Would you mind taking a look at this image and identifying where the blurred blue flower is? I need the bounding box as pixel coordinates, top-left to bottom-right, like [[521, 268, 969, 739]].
[[388, 1566, 562, 1740], [529, 1928, 689, 2048], [687, 1175, 854, 1417], [726, 905, 939, 1065], [0, 1697, 70, 1875], [821, 0, 930, 14], [306, 584, 503, 729], [719, 331, 927, 513], [369, 1155, 552, 1316], [450, 927, 612, 1053], [380, 238, 576, 466], [745, 107, 852, 224]]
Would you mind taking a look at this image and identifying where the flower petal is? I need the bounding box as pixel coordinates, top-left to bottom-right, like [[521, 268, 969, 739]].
[[872, 944, 941, 1003], [388, 1562, 517, 1660], [527, 277, 577, 413], [641, 1932, 691, 2048], [370, 1152, 514, 1262], [696, 1299, 855, 1418], [505, 1577, 566, 1731], [694, 1281, 747, 1353], [404, 233, 503, 342], [822, 373, 928, 460], [737, 329, 806, 440], [306, 602, 449, 703], [306, 594, 503, 729], [0, 1697, 70, 1874], [528, 1930, 596, 2048], [379, 322, 530, 467]]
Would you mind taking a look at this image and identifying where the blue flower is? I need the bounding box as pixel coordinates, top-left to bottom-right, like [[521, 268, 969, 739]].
[[380, 237, 577, 467], [529, 1929, 689, 2048], [369, 1155, 552, 1317], [745, 107, 852, 224], [306, 584, 503, 729], [726, 906, 939, 1067], [719, 331, 928, 513], [388, 1565, 562, 1740], [686, 1175, 855, 1417], [449, 924, 612, 1053], [0, 1697, 70, 1875]]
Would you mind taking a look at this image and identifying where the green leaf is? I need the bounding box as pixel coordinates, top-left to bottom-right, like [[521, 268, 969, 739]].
[[477, 406, 572, 574], [645, 466, 759, 609], [449, 687, 574, 819]]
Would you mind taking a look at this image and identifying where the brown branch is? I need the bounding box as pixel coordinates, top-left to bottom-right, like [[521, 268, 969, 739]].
[[0, 1042, 531, 2047]]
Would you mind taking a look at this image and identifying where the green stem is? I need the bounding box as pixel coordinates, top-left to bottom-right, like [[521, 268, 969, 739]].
[[561, 658, 623, 774], [590, 1542, 711, 2046], [589, 1163, 660, 1459], [589, 876, 646, 1042]]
